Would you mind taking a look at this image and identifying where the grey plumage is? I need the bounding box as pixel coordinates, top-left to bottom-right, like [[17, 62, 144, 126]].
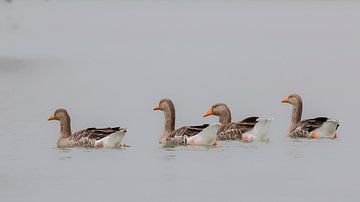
[[154, 98, 211, 145], [217, 117, 258, 140], [288, 117, 329, 138], [48, 108, 126, 148], [282, 94, 340, 138], [204, 103, 258, 140]]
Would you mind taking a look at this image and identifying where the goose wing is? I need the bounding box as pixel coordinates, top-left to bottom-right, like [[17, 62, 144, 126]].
[[71, 127, 124, 141], [289, 117, 328, 137], [236, 116, 259, 133], [217, 117, 259, 140], [167, 124, 209, 139]]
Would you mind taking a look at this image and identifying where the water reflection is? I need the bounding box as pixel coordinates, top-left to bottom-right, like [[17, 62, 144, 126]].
[[0, 171, 12, 189], [0, 58, 27, 72], [163, 153, 176, 161]]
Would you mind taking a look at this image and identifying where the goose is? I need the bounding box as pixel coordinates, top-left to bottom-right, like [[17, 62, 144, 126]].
[[203, 103, 272, 142], [281, 94, 339, 139], [153, 98, 220, 146], [48, 108, 128, 148]]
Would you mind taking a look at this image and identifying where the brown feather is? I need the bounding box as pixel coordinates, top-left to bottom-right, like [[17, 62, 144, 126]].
[[289, 117, 328, 138], [71, 127, 124, 141], [217, 117, 259, 140]]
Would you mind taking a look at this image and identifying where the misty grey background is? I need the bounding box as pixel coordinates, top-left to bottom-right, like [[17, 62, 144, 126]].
[[0, 1, 359, 202]]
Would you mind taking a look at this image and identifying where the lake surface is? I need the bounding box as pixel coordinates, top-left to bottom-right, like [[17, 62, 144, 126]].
[[0, 1, 359, 201]]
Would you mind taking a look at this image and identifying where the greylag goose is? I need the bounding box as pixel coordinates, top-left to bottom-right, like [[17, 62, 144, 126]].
[[281, 94, 340, 139], [203, 103, 272, 142], [48, 108, 128, 148], [153, 98, 220, 146]]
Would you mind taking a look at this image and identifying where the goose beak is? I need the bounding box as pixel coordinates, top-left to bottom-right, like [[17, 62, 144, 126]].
[[281, 97, 289, 103], [122, 128, 128, 133], [48, 114, 55, 121], [203, 108, 213, 117], [153, 104, 160, 110]]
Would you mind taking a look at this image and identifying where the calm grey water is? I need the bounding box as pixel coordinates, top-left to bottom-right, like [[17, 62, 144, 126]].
[[1, 1, 359, 201]]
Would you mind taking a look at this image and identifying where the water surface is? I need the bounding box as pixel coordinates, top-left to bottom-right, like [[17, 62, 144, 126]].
[[0, 1, 359, 201]]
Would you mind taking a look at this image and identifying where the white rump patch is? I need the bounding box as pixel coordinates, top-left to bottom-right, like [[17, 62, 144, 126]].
[[311, 119, 340, 138], [95, 130, 127, 148], [186, 123, 221, 146], [242, 117, 272, 142]]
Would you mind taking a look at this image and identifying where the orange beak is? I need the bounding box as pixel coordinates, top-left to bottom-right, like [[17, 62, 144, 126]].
[[281, 97, 289, 103], [203, 108, 214, 117], [48, 114, 55, 121], [153, 104, 160, 110]]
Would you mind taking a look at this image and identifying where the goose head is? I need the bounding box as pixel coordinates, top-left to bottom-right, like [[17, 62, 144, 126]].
[[203, 103, 230, 117], [48, 108, 70, 122], [153, 98, 175, 113], [281, 94, 302, 106]]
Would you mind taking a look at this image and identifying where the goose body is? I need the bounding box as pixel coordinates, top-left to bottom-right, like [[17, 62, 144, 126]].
[[153, 98, 219, 146], [282, 94, 339, 139], [48, 109, 128, 148], [288, 117, 339, 138], [186, 123, 221, 145], [216, 117, 258, 141], [242, 117, 272, 142], [204, 103, 271, 142]]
